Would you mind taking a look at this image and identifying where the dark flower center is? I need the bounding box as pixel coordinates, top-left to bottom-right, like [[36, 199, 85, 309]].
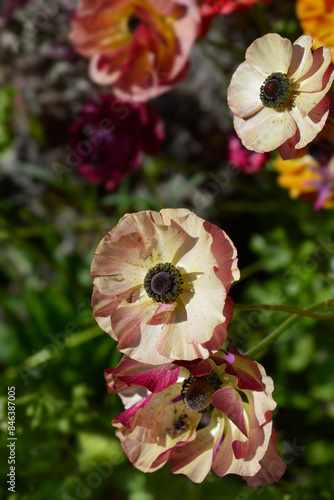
[[182, 374, 222, 413], [260, 72, 290, 109], [128, 15, 142, 33], [144, 263, 183, 303]]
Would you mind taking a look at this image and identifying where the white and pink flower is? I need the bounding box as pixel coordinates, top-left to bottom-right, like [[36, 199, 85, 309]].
[[105, 342, 286, 488], [91, 209, 239, 365], [228, 33, 334, 159]]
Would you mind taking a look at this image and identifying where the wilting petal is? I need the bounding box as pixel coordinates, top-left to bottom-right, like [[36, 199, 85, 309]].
[[245, 429, 286, 490], [108, 345, 284, 487]]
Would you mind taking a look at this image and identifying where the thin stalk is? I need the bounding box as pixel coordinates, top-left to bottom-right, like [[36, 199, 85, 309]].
[[234, 301, 334, 320], [245, 299, 334, 358]]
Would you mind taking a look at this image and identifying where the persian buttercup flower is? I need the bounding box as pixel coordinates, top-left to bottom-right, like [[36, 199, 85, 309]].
[[275, 129, 334, 210], [69, 95, 164, 191], [228, 133, 267, 174], [227, 33, 334, 160], [69, 0, 200, 101], [91, 209, 240, 364], [297, 0, 334, 63], [105, 342, 286, 488]]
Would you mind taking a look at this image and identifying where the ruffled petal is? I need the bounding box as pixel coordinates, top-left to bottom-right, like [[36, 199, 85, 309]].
[[288, 94, 330, 150], [294, 46, 334, 93], [245, 429, 286, 490], [246, 33, 293, 76], [293, 64, 334, 117], [227, 61, 265, 118], [288, 35, 314, 82]]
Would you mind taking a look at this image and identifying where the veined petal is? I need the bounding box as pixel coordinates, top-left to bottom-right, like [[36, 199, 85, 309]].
[[234, 107, 297, 153], [227, 61, 265, 118], [246, 33, 293, 76]]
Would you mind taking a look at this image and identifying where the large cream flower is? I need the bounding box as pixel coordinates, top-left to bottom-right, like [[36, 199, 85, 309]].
[[105, 343, 286, 488], [228, 33, 334, 159], [91, 209, 239, 364]]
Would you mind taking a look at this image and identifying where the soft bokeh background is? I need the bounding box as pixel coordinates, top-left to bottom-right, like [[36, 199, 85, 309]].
[[1, 1, 334, 499]]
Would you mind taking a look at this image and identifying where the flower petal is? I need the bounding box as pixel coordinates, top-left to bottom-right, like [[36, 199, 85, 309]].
[[289, 94, 330, 149], [293, 64, 334, 117], [294, 46, 334, 93], [246, 33, 293, 76], [288, 35, 314, 82], [212, 386, 248, 437], [169, 414, 221, 483], [244, 429, 286, 490], [227, 61, 265, 118], [234, 107, 297, 153]]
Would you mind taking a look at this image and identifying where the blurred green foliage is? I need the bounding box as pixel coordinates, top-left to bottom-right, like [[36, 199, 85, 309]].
[[1, 1, 334, 499]]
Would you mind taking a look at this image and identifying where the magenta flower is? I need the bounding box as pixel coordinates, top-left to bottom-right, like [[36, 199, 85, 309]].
[[69, 95, 164, 190], [105, 342, 286, 488], [227, 134, 267, 174]]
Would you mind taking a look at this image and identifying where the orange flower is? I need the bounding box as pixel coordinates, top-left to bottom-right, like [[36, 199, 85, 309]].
[[69, 0, 200, 101], [297, 0, 334, 62], [274, 125, 334, 209], [91, 209, 239, 365]]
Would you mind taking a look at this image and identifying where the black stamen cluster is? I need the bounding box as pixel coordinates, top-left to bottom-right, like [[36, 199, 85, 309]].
[[144, 263, 183, 303], [260, 72, 290, 109]]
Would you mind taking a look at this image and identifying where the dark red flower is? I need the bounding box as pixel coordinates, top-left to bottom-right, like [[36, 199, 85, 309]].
[[69, 95, 164, 190]]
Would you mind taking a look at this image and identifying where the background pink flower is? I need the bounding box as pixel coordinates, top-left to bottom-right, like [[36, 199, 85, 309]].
[[69, 0, 201, 101], [227, 133, 267, 173], [69, 95, 164, 190], [200, 0, 273, 17]]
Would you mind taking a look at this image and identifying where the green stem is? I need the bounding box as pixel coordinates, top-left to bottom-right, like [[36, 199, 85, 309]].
[[245, 299, 334, 358], [234, 302, 334, 320]]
